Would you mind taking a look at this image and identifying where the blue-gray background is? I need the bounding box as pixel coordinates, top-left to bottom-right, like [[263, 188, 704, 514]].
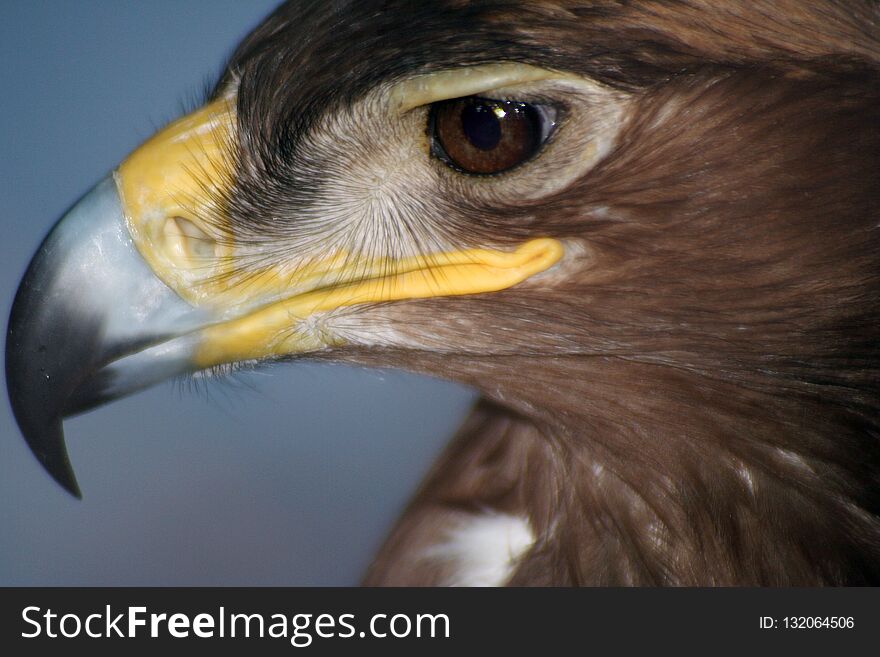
[[0, 1, 476, 585]]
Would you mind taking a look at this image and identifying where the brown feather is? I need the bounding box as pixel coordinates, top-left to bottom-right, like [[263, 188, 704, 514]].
[[221, 1, 880, 584]]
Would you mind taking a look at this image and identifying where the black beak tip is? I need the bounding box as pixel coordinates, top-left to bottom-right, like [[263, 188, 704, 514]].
[[20, 417, 82, 499], [6, 255, 87, 500], [33, 425, 82, 499], [6, 329, 83, 499]]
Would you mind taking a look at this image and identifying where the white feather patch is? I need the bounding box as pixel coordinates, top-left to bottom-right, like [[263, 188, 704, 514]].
[[424, 512, 535, 587]]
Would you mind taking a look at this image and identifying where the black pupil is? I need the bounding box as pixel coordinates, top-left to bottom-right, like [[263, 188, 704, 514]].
[[461, 103, 502, 150]]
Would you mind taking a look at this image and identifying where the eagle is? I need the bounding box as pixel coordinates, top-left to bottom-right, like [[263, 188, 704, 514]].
[[6, 0, 880, 586]]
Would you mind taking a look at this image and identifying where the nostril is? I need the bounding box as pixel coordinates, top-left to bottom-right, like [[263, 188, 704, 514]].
[[163, 216, 217, 265]]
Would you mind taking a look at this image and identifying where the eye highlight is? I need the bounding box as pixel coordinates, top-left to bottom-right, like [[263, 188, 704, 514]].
[[430, 97, 557, 175]]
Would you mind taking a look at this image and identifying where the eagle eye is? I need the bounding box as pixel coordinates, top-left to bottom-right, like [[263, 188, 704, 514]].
[[429, 97, 556, 175]]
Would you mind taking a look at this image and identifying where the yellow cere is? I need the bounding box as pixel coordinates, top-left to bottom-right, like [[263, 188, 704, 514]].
[[116, 96, 237, 303], [114, 96, 564, 369]]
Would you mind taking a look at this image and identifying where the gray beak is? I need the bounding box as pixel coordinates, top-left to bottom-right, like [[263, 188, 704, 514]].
[[6, 176, 205, 497]]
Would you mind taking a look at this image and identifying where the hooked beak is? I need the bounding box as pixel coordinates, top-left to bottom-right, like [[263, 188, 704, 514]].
[[6, 97, 563, 497], [5, 176, 205, 497]]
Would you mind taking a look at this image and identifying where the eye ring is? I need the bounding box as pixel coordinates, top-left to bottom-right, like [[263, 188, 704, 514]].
[[429, 97, 557, 176]]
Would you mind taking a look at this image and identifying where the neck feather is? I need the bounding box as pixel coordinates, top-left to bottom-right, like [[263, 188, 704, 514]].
[[350, 349, 880, 585]]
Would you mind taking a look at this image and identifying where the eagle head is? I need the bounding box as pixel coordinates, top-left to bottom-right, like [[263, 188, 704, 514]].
[[6, 1, 880, 584]]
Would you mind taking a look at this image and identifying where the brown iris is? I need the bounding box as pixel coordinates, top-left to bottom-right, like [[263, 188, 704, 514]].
[[431, 97, 545, 175]]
